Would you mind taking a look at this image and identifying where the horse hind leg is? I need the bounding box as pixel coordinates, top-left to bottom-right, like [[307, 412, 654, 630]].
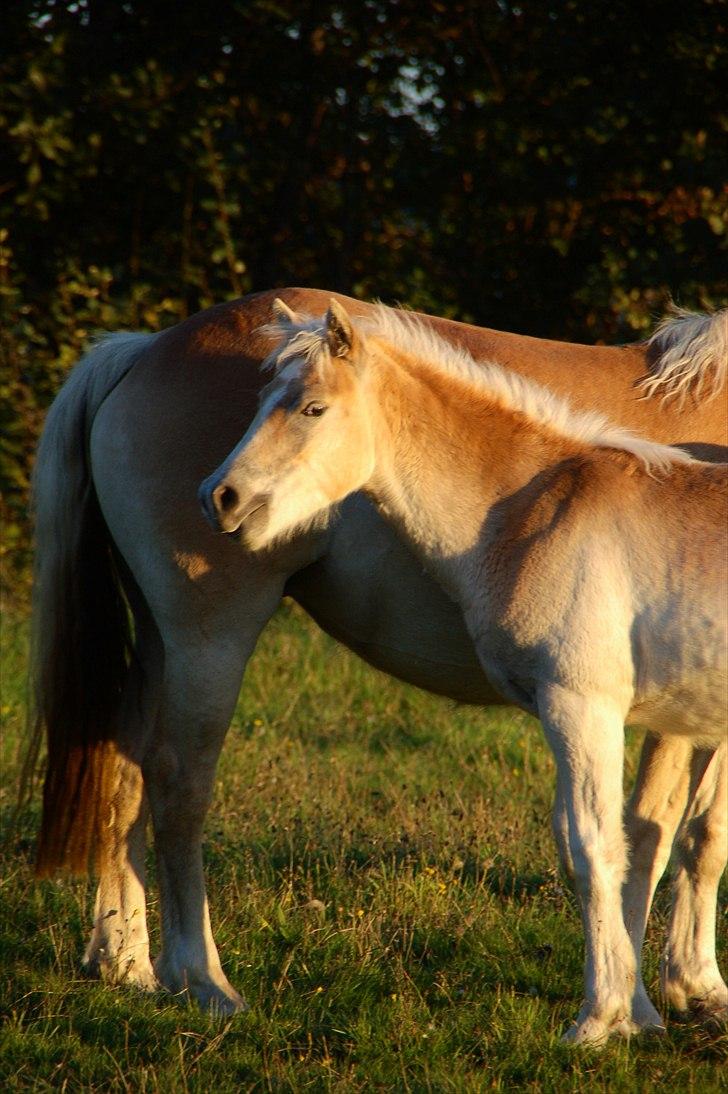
[[82, 593, 164, 992], [83, 754, 154, 990], [662, 739, 728, 1024], [622, 733, 693, 1031], [146, 639, 252, 1013], [144, 580, 284, 1014]]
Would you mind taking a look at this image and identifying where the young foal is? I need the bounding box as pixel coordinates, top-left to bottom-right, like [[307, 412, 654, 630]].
[[201, 300, 727, 1046]]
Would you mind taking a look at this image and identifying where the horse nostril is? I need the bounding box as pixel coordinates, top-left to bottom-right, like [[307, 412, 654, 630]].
[[213, 482, 239, 515]]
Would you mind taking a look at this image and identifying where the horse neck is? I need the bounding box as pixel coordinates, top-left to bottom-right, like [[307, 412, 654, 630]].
[[363, 342, 585, 584]]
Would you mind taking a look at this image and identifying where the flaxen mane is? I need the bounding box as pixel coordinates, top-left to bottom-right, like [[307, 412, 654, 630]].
[[642, 305, 727, 403], [264, 306, 696, 475]]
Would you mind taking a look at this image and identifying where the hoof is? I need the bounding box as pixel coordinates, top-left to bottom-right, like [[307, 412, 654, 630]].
[[665, 981, 728, 1028], [562, 1013, 639, 1048], [688, 999, 728, 1034], [82, 952, 159, 993], [153, 957, 247, 1016], [200, 986, 248, 1018], [631, 990, 666, 1035]]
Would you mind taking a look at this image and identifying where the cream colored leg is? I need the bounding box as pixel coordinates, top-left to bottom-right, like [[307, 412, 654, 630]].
[[539, 686, 638, 1047], [662, 741, 728, 1022], [622, 733, 693, 1029]]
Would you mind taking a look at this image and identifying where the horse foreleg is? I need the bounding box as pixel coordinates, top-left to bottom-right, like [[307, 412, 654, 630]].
[[539, 686, 639, 1046], [662, 739, 728, 1023], [622, 733, 692, 1030]]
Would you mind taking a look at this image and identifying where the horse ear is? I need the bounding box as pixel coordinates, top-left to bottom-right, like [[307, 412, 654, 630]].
[[325, 299, 355, 358], [272, 297, 299, 324]]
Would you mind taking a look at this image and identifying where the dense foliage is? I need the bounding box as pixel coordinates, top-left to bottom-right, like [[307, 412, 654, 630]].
[[2, 0, 726, 586]]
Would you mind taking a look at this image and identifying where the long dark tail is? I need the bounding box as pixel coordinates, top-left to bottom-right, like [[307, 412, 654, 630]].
[[27, 332, 155, 875]]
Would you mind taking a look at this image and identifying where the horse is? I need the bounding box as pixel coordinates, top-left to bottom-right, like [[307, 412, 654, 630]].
[[30, 287, 727, 1027], [199, 298, 727, 1045]]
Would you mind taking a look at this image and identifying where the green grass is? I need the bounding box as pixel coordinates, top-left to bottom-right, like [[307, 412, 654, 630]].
[[1, 605, 725, 1091]]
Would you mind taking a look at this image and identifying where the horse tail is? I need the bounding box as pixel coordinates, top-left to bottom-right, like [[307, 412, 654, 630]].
[[27, 332, 157, 876], [641, 305, 728, 403]]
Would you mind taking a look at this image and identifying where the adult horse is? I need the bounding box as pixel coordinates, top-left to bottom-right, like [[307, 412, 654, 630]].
[[30, 288, 727, 1020], [199, 299, 726, 1044]]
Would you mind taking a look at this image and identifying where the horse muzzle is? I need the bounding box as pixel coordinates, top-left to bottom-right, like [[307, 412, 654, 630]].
[[199, 475, 270, 538]]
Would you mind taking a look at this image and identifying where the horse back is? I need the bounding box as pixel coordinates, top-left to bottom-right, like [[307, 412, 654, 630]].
[[121, 287, 725, 470], [274, 289, 727, 458]]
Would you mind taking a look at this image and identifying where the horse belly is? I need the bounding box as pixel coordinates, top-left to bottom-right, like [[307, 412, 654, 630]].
[[286, 495, 502, 705], [629, 670, 727, 744], [629, 610, 727, 744]]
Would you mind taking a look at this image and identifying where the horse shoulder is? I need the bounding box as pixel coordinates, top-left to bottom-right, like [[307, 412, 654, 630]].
[[478, 455, 625, 639]]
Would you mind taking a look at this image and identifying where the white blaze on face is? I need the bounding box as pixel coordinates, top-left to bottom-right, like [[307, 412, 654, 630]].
[[253, 361, 304, 435], [221, 361, 303, 478]]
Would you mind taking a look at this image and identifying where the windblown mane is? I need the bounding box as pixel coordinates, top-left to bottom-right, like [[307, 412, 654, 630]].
[[642, 305, 727, 403], [263, 306, 695, 474], [261, 318, 338, 373]]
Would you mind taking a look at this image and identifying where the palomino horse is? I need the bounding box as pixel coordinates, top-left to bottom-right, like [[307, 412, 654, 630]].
[[200, 299, 727, 1045], [31, 288, 726, 1028]]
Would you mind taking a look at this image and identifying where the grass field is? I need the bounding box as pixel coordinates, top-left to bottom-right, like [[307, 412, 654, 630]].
[[1, 604, 725, 1091]]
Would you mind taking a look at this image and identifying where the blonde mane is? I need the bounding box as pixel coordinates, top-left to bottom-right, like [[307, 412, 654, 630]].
[[641, 305, 727, 404], [261, 318, 337, 373], [263, 306, 695, 475]]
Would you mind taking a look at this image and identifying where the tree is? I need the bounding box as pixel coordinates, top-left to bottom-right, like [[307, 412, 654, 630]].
[[1, 0, 726, 585]]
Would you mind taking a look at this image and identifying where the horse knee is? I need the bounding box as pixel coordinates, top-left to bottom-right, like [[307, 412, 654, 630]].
[[569, 829, 628, 895]]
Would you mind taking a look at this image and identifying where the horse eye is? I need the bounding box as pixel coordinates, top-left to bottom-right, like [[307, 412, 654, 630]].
[[301, 401, 327, 417]]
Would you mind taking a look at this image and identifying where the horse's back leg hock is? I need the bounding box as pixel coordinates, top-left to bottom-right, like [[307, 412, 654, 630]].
[[663, 740, 728, 1022], [622, 733, 692, 1029], [538, 686, 643, 1046]]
